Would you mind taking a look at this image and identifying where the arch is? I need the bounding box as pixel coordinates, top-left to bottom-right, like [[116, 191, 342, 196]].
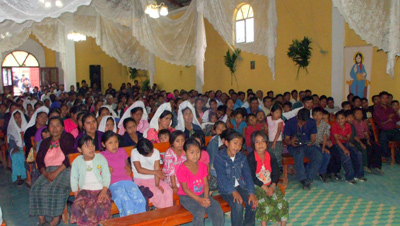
[[234, 3, 254, 44], [2, 51, 40, 67]]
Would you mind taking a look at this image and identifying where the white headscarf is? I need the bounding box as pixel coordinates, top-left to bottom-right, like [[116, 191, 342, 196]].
[[22, 98, 32, 112], [23, 106, 49, 132], [98, 116, 117, 133], [96, 105, 118, 118], [176, 100, 201, 132], [149, 102, 172, 131], [7, 110, 27, 148], [118, 100, 148, 129]]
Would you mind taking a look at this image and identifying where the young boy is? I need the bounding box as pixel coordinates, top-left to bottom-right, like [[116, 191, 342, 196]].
[[312, 108, 331, 182], [391, 100, 400, 117], [330, 111, 366, 184], [283, 102, 292, 113], [230, 109, 247, 135], [352, 108, 383, 174], [344, 110, 369, 173]]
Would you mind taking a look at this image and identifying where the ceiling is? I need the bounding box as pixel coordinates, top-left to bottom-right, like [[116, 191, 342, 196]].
[[164, 0, 192, 11]]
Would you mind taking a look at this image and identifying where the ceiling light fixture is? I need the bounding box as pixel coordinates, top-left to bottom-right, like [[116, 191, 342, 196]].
[[145, 2, 168, 19], [67, 32, 86, 42], [38, 0, 64, 8]]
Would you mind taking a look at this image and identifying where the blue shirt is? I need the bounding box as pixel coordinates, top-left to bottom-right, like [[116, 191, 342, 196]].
[[231, 118, 247, 135], [283, 117, 317, 143], [234, 99, 243, 110], [246, 107, 263, 115]]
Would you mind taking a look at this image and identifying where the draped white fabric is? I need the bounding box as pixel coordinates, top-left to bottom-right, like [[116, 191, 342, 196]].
[[0, 0, 91, 23], [199, 0, 278, 79], [0, 0, 278, 87], [332, 0, 398, 77]]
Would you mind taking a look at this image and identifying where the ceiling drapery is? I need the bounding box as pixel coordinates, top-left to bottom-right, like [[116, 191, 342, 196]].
[[332, 0, 398, 77], [0, 0, 278, 89]]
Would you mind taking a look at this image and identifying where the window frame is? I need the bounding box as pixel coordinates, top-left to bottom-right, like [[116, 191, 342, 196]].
[[234, 3, 254, 44], [2, 50, 40, 67]]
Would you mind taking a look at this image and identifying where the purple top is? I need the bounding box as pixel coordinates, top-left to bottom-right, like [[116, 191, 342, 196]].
[[373, 104, 400, 131], [33, 126, 47, 142], [74, 130, 104, 152]]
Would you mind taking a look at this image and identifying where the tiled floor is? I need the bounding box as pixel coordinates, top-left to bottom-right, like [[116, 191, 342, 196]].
[[1, 163, 399, 226]]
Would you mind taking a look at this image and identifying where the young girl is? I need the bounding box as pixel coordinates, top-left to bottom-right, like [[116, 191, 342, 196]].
[[163, 131, 187, 193], [177, 139, 224, 226], [267, 104, 284, 171], [248, 131, 289, 226], [70, 135, 112, 226], [245, 113, 263, 152], [120, 118, 143, 147], [256, 111, 268, 135], [100, 131, 146, 216], [131, 138, 173, 208], [7, 110, 27, 185], [98, 116, 117, 133], [231, 109, 247, 135], [214, 130, 258, 226], [203, 111, 217, 136]]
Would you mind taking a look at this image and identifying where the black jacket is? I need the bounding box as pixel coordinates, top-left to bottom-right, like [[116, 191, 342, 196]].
[[247, 151, 279, 187]]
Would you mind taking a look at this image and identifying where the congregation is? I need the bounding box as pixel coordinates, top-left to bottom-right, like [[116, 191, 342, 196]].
[[1, 80, 399, 226]]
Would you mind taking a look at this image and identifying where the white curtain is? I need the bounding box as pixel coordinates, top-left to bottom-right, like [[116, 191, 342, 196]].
[[0, 0, 91, 23], [0, 0, 278, 88], [332, 0, 399, 77]]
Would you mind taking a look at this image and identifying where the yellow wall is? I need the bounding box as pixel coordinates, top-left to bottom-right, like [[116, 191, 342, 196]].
[[345, 24, 400, 100], [153, 0, 332, 95], [75, 37, 133, 91]]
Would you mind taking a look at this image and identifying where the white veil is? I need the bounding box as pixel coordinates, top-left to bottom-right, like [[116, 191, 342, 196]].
[[176, 100, 201, 132], [98, 116, 117, 133], [23, 106, 49, 132], [7, 110, 28, 148], [117, 100, 148, 130]]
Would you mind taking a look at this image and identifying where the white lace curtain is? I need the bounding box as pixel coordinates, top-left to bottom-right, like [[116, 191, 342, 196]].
[[332, 0, 398, 77], [0, 0, 278, 89]]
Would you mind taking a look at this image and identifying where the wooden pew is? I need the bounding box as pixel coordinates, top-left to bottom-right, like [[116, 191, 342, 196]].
[[100, 195, 230, 226], [281, 153, 310, 185]]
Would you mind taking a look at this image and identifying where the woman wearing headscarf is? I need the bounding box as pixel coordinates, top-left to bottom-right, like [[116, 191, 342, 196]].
[[145, 102, 175, 143], [118, 101, 149, 135], [176, 100, 204, 139], [7, 110, 27, 185], [23, 106, 49, 156], [98, 116, 117, 133], [29, 117, 75, 226]]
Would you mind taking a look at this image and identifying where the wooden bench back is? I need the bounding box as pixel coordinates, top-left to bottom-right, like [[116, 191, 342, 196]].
[[368, 117, 379, 144], [205, 136, 212, 146]]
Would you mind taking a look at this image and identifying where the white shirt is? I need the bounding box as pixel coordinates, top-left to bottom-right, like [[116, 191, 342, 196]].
[[131, 148, 160, 179], [325, 106, 341, 114], [230, 156, 239, 187], [81, 160, 104, 190], [241, 101, 249, 109]]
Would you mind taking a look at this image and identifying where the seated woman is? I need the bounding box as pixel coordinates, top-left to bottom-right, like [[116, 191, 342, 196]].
[[120, 118, 143, 147], [29, 117, 75, 226], [98, 116, 117, 133], [176, 100, 204, 139], [7, 110, 27, 185], [63, 106, 82, 135], [248, 131, 289, 226], [74, 113, 104, 152], [118, 101, 149, 135], [145, 102, 175, 143], [23, 106, 49, 156]]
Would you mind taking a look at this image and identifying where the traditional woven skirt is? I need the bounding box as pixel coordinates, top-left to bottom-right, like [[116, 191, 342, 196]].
[[255, 186, 289, 223], [29, 166, 71, 217], [70, 189, 112, 226]]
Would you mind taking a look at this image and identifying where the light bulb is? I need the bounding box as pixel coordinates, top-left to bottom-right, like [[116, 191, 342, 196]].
[[55, 0, 63, 7], [38, 0, 45, 3], [160, 5, 168, 16], [44, 1, 51, 8], [152, 8, 160, 18], [145, 5, 151, 14]]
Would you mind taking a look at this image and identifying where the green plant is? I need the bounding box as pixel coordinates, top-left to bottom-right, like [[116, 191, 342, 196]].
[[128, 67, 138, 80], [224, 48, 242, 87], [141, 79, 150, 92], [287, 37, 312, 79]]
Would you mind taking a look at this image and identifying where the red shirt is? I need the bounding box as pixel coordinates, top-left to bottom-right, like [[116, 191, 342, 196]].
[[330, 122, 351, 145], [245, 124, 263, 147]]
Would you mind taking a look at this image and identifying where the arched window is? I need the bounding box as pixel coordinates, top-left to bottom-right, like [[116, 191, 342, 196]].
[[2, 51, 39, 67], [235, 4, 254, 44]]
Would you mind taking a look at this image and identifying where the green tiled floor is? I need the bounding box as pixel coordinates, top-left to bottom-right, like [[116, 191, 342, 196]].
[[0, 163, 399, 225]]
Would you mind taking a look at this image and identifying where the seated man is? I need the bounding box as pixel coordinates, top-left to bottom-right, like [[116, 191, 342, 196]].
[[373, 91, 400, 161], [284, 108, 322, 190]]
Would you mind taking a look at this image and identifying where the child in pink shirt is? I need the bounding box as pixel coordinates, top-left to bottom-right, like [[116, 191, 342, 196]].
[[177, 139, 224, 226]]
